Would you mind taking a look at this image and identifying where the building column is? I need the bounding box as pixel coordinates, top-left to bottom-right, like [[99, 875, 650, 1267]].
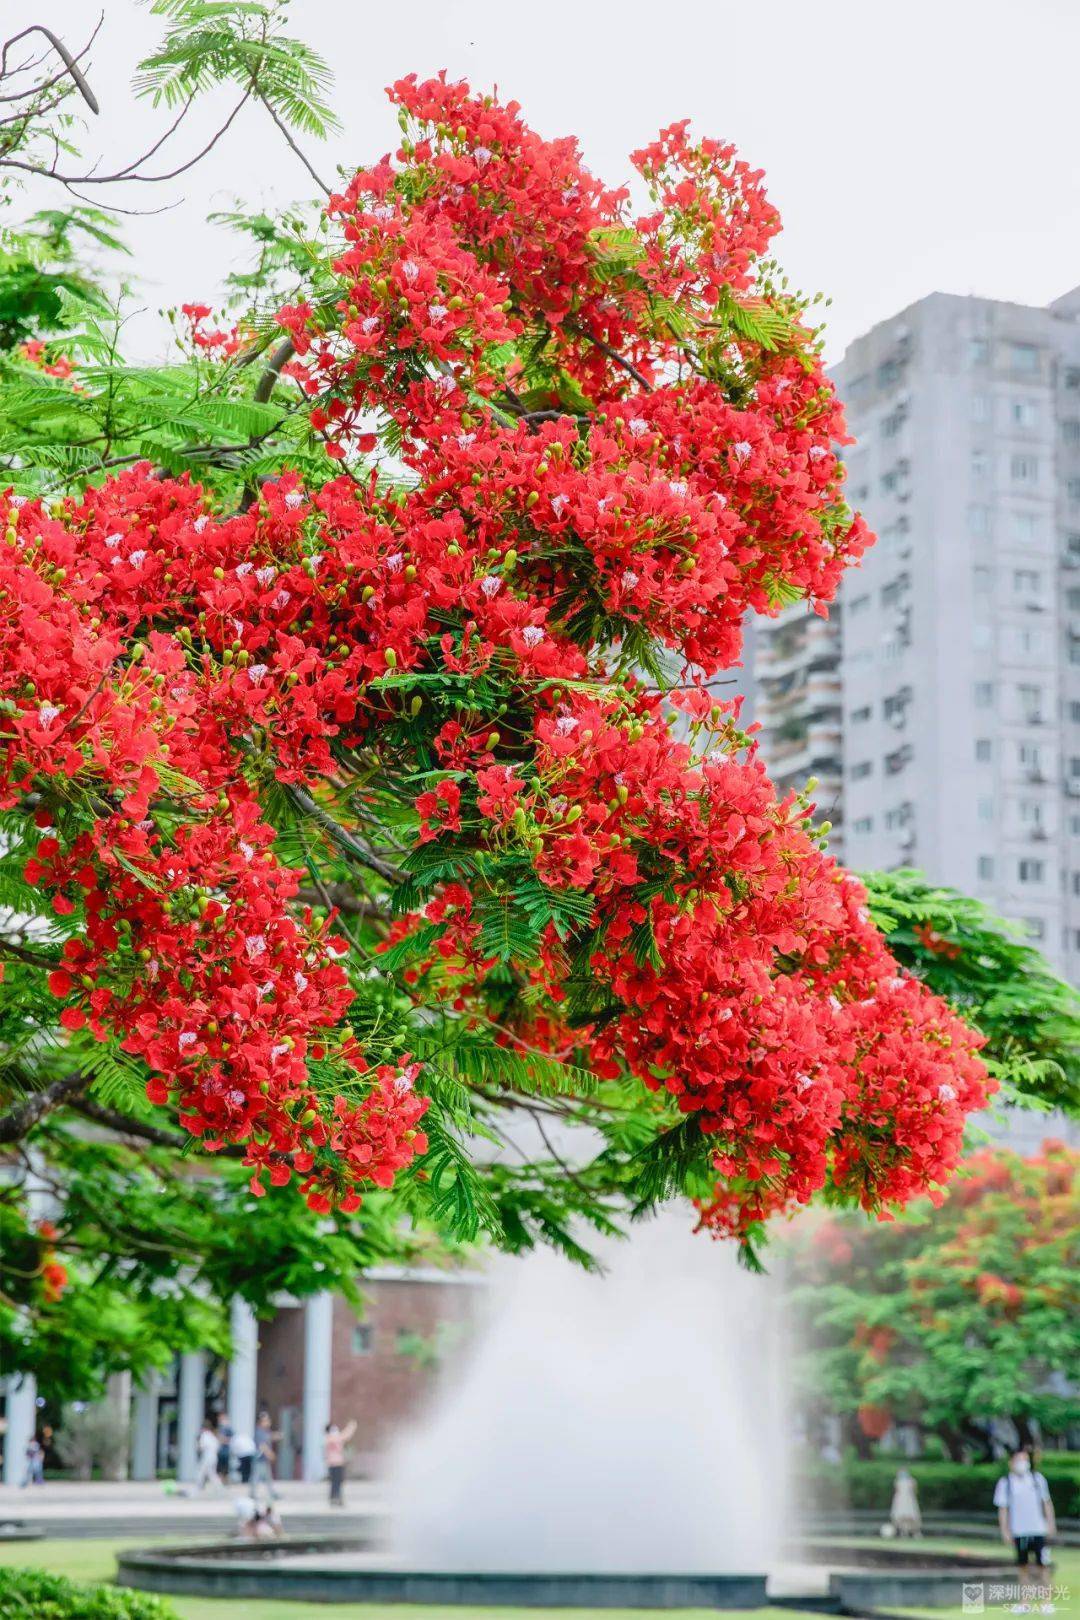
[[104, 1371, 132, 1480], [176, 1351, 205, 1484], [301, 1293, 333, 1482], [2, 1373, 37, 1486], [227, 1297, 258, 1440], [131, 1373, 159, 1481]]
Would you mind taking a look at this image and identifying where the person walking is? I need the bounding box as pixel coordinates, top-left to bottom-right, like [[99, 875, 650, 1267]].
[[20, 1435, 42, 1488], [195, 1420, 220, 1491], [889, 1468, 921, 1537], [251, 1409, 279, 1498], [323, 1419, 357, 1507], [994, 1448, 1056, 1586], [215, 1412, 234, 1484], [230, 1425, 256, 1486]]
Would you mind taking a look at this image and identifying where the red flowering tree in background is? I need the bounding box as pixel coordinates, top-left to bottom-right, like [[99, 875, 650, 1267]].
[[0, 64, 997, 1294], [790, 1141, 1080, 1459]]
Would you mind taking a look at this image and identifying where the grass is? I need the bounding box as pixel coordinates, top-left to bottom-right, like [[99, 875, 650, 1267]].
[[0, 1538, 788, 1620]]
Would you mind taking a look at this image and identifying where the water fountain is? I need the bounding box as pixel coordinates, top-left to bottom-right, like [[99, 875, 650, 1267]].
[[120, 1212, 785, 1607]]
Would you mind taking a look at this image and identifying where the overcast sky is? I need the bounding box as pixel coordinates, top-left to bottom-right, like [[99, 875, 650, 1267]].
[[17, 0, 1080, 361]]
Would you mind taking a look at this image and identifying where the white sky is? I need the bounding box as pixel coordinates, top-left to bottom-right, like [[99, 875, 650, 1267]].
[[15, 0, 1080, 362]]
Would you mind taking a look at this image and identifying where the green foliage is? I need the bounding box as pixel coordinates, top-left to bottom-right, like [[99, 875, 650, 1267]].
[[796, 1453, 1080, 1517], [0, 208, 124, 351], [0, 1567, 177, 1620], [137, 1, 340, 140], [864, 869, 1080, 1117]]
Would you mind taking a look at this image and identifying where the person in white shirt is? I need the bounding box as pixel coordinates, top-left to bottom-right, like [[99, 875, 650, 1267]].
[[230, 1428, 257, 1486], [993, 1449, 1056, 1584], [195, 1420, 220, 1491]]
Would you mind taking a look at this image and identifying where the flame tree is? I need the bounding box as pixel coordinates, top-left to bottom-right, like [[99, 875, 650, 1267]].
[[791, 1141, 1080, 1459], [0, 14, 1004, 1380]]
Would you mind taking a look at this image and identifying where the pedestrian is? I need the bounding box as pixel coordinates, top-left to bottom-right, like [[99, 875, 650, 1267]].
[[195, 1420, 220, 1491], [20, 1435, 42, 1488], [231, 1426, 256, 1486], [890, 1468, 921, 1538], [994, 1447, 1056, 1585], [323, 1419, 357, 1507], [252, 1408, 279, 1498], [215, 1412, 233, 1484]]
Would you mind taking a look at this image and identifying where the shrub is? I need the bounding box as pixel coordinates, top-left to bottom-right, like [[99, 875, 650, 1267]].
[[798, 1454, 1080, 1516], [0, 1566, 178, 1620]]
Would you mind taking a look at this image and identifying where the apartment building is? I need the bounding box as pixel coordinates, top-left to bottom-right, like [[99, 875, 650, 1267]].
[[750, 285, 1080, 978]]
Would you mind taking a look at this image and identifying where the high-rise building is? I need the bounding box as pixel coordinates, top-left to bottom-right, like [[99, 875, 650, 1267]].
[[747, 285, 1080, 978]]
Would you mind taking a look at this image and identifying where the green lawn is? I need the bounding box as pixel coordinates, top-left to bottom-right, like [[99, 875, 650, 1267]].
[[0, 1539, 788, 1620]]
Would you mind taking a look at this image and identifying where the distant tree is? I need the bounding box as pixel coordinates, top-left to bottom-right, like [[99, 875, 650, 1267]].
[[790, 1141, 1080, 1460]]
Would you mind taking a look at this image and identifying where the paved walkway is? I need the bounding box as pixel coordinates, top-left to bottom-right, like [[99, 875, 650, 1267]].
[[0, 1478, 383, 1538]]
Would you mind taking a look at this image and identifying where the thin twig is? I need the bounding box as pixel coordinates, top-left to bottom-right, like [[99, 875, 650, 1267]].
[[258, 95, 332, 197]]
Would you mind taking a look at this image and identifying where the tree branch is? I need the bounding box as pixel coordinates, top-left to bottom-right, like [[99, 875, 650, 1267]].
[[257, 95, 332, 197], [286, 786, 402, 882], [0, 24, 100, 114], [0, 1073, 90, 1144]]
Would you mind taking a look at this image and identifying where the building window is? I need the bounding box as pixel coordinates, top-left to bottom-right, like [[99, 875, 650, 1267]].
[[851, 760, 873, 780], [1071, 872, 1080, 896], [351, 1323, 374, 1355], [1010, 398, 1039, 428], [973, 565, 992, 594], [1019, 800, 1044, 827], [849, 593, 870, 615], [1071, 757, 1080, 778], [1071, 813, 1080, 836], [1007, 342, 1039, 373], [1010, 452, 1038, 483], [1025, 917, 1046, 940], [1013, 568, 1041, 593], [970, 336, 990, 366], [1068, 477, 1080, 502], [850, 705, 871, 723], [1064, 419, 1080, 446], [1065, 367, 1080, 390], [968, 504, 990, 536], [1018, 859, 1045, 883], [1068, 588, 1080, 611], [971, 392, 991, 424], [1012, 510, 1040, 543], [853, 816, 873, 835], [975, 739, 992, 762], [977, 855, 994, 881], [1019, 742, 1043, 772], [971, 447, 988, 478], [1018, 683, 1043, 721], [978, 797, 994, 823], [884, 804, 911, 830], [1070, 702, 1080, 723], [1015, 626, 1048, 658], [974, 681, 994, 709], [973, 623, 992, 650]]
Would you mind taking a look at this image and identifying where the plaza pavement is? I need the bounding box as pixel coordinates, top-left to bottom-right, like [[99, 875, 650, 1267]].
[[0, 1477, 383, 1538]]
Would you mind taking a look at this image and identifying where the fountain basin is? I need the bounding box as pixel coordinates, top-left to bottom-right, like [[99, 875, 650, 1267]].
[[116, 1540, 769, 1608]]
